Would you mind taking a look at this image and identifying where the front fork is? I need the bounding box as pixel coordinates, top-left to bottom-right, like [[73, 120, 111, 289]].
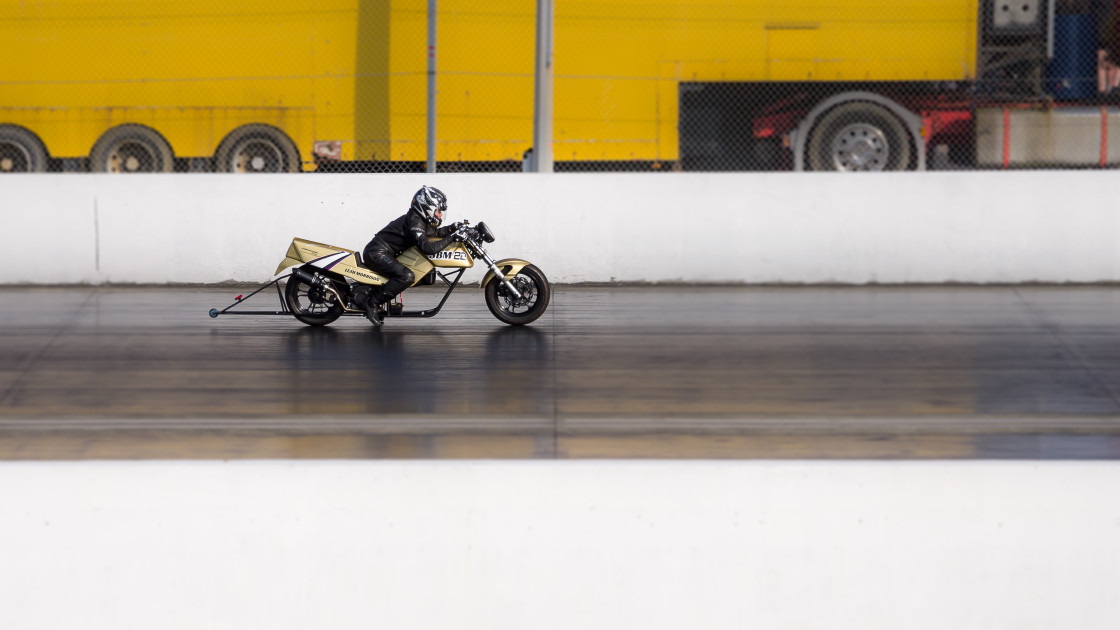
[[471, 242, 523, 300]]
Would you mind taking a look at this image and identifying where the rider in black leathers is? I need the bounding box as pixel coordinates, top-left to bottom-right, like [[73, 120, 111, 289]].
[[362, 186, 461, 324]]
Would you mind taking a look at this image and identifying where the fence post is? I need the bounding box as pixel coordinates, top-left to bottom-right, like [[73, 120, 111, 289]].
[[531, 0, 554, 172], [427, 0, 437, 174]]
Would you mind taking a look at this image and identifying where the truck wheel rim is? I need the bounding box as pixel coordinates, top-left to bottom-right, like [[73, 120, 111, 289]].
[[232, 139, 283, 172], [0, 141, 32, 172], [830, 122, 889, 171], [108, 141, 158, 172]]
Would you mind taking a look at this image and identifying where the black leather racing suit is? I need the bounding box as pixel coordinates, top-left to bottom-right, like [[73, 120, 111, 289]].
[[362, 209, 457, 307]]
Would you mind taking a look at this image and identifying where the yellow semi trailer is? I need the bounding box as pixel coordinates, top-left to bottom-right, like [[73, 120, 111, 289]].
[[0, 0, 1089, 172], [1, 0, 536, 172]]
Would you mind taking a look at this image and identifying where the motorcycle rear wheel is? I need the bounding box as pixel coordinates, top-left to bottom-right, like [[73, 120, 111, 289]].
[[284, 274, 344, 326], [484, 264, 550, 326]]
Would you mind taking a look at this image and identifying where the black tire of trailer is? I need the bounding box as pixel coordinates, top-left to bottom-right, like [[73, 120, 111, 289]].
[[89, 124, 175, 173], [806, 101, 913, 172], [214, 125, 301, 173], [0, 125, 49, 173]]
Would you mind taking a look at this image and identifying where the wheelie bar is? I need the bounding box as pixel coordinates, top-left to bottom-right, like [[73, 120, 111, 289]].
[[208, 276, 291, 318]]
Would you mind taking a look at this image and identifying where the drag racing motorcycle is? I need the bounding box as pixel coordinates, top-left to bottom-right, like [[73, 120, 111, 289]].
[[209, 221, 550, 327]]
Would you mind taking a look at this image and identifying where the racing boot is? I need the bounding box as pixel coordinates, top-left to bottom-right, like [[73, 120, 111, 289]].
[[364, 295, 384, 328]]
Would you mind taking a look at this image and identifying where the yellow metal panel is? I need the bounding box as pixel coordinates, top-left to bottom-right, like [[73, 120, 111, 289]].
[[764, 18, 978, 81], [436, 1, 534, 163], [353, 0, 393, 162], [386, 0, 426, 162], [553, 0, 979, 161], [0, 0, 979, 166], [0, 0, 363, 162], [386, 0, 534, 163]]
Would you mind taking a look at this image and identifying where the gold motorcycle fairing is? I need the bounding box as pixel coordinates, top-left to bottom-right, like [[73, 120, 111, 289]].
[[274, 237, 473, 287], [425, 243, 474, 268]]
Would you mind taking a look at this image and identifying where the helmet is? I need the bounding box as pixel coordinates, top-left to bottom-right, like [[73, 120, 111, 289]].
[[410, 185, 447, 227]]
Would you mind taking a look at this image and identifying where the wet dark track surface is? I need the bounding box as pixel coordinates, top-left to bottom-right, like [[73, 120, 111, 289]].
[[1, 285, 1118, 459]]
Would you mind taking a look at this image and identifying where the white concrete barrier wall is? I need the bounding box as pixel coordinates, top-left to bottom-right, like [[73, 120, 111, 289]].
[[3, 171, 1117, 284], [1, 460, 1118, 630]]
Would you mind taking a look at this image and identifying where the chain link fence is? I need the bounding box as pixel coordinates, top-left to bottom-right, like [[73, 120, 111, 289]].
[[3, 0, 1120, 174]]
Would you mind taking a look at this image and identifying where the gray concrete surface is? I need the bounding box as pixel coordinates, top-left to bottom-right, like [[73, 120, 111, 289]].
[[1, 285, 1118, 459]]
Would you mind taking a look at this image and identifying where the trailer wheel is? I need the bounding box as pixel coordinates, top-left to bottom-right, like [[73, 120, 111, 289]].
[[215, 125, 301, 173], [0, 125, 48, 173], [807, 102, 913, 172], [90, 124, 174, 173]]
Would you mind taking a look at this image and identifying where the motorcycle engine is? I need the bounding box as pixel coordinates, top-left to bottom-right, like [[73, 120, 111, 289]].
[[352, 284, 371, 308]]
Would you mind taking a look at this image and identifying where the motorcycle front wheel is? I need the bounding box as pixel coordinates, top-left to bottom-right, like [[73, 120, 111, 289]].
[[284, 273, 344, 326], [484, 264, 550, 326]]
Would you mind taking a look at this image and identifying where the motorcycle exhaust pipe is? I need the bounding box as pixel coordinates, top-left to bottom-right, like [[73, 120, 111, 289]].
[[291, 266, 329, 289], [290, 267, 358, 311]]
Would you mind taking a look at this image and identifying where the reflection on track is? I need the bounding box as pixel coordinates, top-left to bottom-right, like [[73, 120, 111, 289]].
[[282, 325, 554, 417], [1, 286, 1119, 459]]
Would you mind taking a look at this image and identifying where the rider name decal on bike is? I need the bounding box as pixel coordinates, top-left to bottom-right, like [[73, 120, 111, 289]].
[[429, 250, 468, 261], [344, 267, 380, 281]]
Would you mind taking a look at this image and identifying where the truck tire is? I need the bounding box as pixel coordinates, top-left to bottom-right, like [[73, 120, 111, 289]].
[[806, 102, 913, 172], [0, 125, 49, 173], [90, 124, 175, 173], [215, 124, 301, 173]]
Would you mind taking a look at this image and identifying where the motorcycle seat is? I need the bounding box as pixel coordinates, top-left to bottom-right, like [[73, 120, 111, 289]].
[[353, 251, 375, 271]]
